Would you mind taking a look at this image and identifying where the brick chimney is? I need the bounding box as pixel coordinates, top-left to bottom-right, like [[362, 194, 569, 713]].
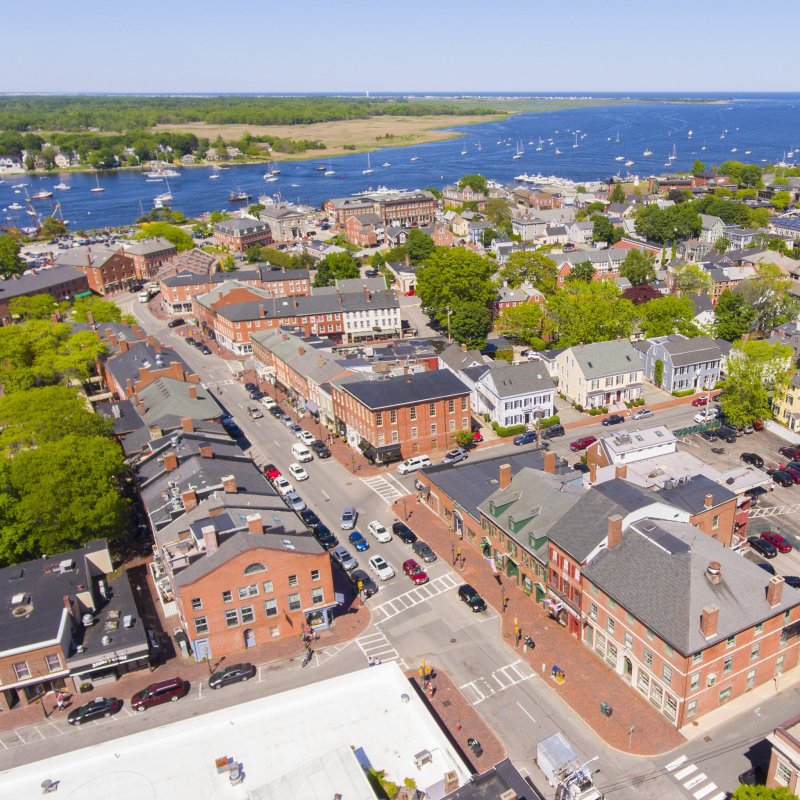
[[767, 575, 785, 607], [181, 489, 197, 511], [188, 385, 197, 400], [118, 339, 129, 352], [201, 524, 219, 555], [180, 417, 194, 432], [705, 561, 722, 585], [146, 335, 155, 348], [615, 464, 627, 480], [298, 346, 306, 356], [246, 513, 263, 534], [499, 463, 512, 490], [162, 451, 178, 472], [589, 462, 597, 483], [700, 605, 719, 638], [222, 474, 237, 493], [443, 772, 459, 795], [153, 341, 162, 354], [704, 493, 714, 509], [258, 303, 265, 317], [125, 378, 134, 397], [199, 443, 213, 458], [107, 331, 118, 346], [207, 503, 224, 517], [148, 424, 163, 440], [543, 450, 556, 475], [607, 514, 623, 549]]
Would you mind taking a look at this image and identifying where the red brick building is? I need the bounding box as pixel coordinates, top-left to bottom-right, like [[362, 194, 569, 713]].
[[0, 265, 88, 324], [125, 238, 178, 281], [344, 213, 382, 247], [325, 190, 436, 229], [55, 245, 137, 295], [766, 714, 800, 792], [213, 218, 273, 252]]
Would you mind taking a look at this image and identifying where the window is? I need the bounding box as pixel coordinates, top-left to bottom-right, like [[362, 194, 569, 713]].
[[241, 605, 255, 624], [269, 625, 280, 638], [448, 399, 455, 413], [194, 617, 208, 635], [589, 602, 598, 621], [686, 699, 698, 719], [649, 682, 663, 709], [646, 628, 654, 640], [755, 622, 764, 635], [238, 585, 258, 599], [637, 670, 649, 693], [712, 514, 720, 530], [376, 412, 383, 426], [449, 419, 456, 432], [624, 631, 633, 650], [411, 427, 418, 439], [663, 694, 677, 722], [288, 593, 301, 611], [264, 599, 278, 617], [746, 669, 756, 691], [311, 569, 320, 582], [45, 653, 62, 673], [429, 402, 436, 417], [225, 610, 239, 628], [595, 632, 606, 656], [390, 409, 397, 424], [430, 424, 437, 435], [626, 611, 635, 624], [664, 643, 675, 657], [191, 597, 203, 611], [606, 617, 615, 635], [662, 664, 672, 685], [608, 598, 617, 609], [462, 417, 469, 429], [719, 686, 732, 704], [288, 574, 298, 587], [312, 587, 324, 604], [726, 635, 736, 648], [262, 580, 273, 594], [392, 430, 399, 443], [222, 590, 233, 603], [723, 656, 733, 673], [750, 642, 761, 661], [689, 672, 700, 691], [410, 407, 417, 421], [693, 651, 703, 664], [244, 562, 266, 575], [461, 397, 467, 410], [643, 649, 653, 669], [776, 761, 792, 787], [777, 655, 785, 673], [606, 641, 618, 667]]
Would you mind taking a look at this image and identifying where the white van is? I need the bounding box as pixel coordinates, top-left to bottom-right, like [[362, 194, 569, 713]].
[[397, 455, 431, 475], [260, 395, 277, 409], [291, 443, 313, 463], [138, 291, 150, 303]]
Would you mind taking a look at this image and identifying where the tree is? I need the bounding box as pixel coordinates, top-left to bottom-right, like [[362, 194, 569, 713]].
[[609, 183, 626, 204], [731, 785, 799, 799], [713, 236, 730, 255], [495, 302, 546, 344], [135, 221, 193, 251], [458, 174, 487, 194], [634, 204, 701, 244], [653, 359, 664, 388], [715, 289, 756, 341], [735, 339, 794, 387], [738, 263, 800, 334], [8, 293, 59, 321], [575, 201, 605, 222], [219, 255, 236, 272], [40, 216, 67, 237], [0, 234, 23, 278], [370, 250, 385, 269], [771, 190, 792, 211], [568, 260, 595, 283], [245, 244, 263, 263], [405, 228, 435, 265], [620, 249, 656, 286], [749, 207, 772, 228], [313, 251, 360, 287], [484, 199, 512, 235], [416, 249, 495, 325], [499, 251, 558, 294], [455, 430, 475, 448], [547, 281, 637, 346], [71, 296, 122, 324], [672, 262, 713, 296], [449, 303, 491, 349], [639, 295, 699, 337], [691, 159, 705, 174]]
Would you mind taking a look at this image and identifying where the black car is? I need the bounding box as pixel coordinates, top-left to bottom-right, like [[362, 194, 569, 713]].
[[349, 568, 378, 597], [311, 439, 331, 458], [364, 269, 378, 278], [184, 336, 197, 347], [541, 424, 565, 439], [411, 540, 437, 563], [601, 414, 625, 426], [222, 420, 243, 439], [244, 382, 258, 393], [457, 584, 487, 612], [299, 508, 321, 528], [756, 561, 777, 575], [209, 662, 256, 689], [392, 521, 417, 545], [784, 575, 800, 589], [269, 405, 285, 417], [716, 426, 737, 444], [249, 390, 264, 401], [312, 523, 338, 550], [199, 344, 211, 355], [699, 429, 718, 442], [748, 535, 778, 559], [572, 462, 590, 474], [740, 452, 764, 468], [768, 469, 794, 488], [167, 318, 185, 329], [67, 697, 124, 725]]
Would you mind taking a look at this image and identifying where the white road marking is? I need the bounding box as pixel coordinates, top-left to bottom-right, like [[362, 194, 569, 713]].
[[372, 573, 459, 623], [355, 631, 406, 669], [674, 764, 698, 780], [516, 701, 536, 724], [693, 783, 718, 799], [706, 793, 726, 800], [362, 476, 404, 504], [683, 773, 707, 790], [665, 755, 688, 771], [460, 660, 535, 705]]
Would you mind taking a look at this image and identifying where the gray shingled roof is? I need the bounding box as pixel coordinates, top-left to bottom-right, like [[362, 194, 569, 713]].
[[104, 343, 191, 391], [567, 340, 640, 379], [0, 265, 86, 301], [333, 370, 468, 411], [482, 362, 554, 398], [124, 237, 176, 256], [137, 378, 223, 425]]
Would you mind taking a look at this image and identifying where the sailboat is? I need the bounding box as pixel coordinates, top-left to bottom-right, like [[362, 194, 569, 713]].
[[460, 143, 468, 155], [90, 173, 105, 193], [512, 141, 524, 160], [688, 129, 693, 138], [324, 160, 335, 176], [554, 148, 562, 156], [53, 181, 70, 190], [643, 147, 653, 157], [154, 178, 173, 207], [362, 153, 374, 175], [615, 129, 620, 143], [572, 132, 579, 149], [209, 166, 220, 179], [615, 155, 625, 162], [700, 142, 707, 151], [625, 160, 634, 167], [535, 137, 543, 152], [670, 144, 678, 160]]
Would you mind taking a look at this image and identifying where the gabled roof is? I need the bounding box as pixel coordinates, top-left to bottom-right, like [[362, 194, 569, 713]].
[[137, 377, 222, 424], [481, 362, 554, 398], [104, 343, 192, 391], [0, 265, 86, 301], [124, 237, 177, 256], [657, 473, 736, 514], [561, 339, 640, 379]]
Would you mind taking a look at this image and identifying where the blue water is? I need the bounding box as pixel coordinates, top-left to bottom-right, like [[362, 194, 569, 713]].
[[4, 95, 800, 230]]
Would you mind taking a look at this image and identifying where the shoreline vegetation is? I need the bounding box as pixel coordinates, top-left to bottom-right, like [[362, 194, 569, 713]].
[[0, 94, 727, 175]]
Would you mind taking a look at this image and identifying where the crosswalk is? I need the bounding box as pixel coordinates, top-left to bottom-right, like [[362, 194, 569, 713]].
[[372, 573, 460, 624], [362, 475, 407, 504], [459, 660, 536, 705], [355, 631, 407, 669], [664, 755, 725, 800]]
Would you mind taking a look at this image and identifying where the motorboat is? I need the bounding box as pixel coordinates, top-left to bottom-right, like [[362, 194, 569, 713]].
[[31, 189, 53, 199]]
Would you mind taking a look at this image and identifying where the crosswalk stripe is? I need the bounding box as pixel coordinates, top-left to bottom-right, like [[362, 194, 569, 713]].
[[372, 573, 458, 622], [683, 773, 707, 790], [674, 764, 697, 780], [693, 784, 718, 799], [705, 793, 726, 800], [665, 755, 688, 771]]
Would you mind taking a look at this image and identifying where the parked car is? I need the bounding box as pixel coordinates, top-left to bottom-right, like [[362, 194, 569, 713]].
[[513, 430, 538, 446], [541, 424, 565, 439], [268, 405, 284, 417], [291, 443, 313, 463], [569, 435, 597, 452], [299, 508, 321, 528], [691, 396, 709, 407], [299, 431, 316, 446], [392, 521, 417, 545], [131, 677, 187, 711], [349, 568, 378, 597], [209, 663, 256, 689], [199, 344, 211, 355], [601, 414, 625, 426], [740, 453, 764, 468], [284, 491, 306, 512], [340, 506, 358, 530], [289, 423, 304, 437], [402, 559, 428, 585], [244, 382, 258, 393], [756, 561, 777, 575], [768, 469, 795, 488], [184, 336, 196, 346], [761, 531, 792, 554], [331, 545, 358, 571], [441, 447, 468, 464], [288, 463, 309, 482], [311, 439, 331, 458], [247, 405, 263, 419], [313, 524, 337, 550], [273, 477, 294, 496], [67, 697, 123, 725], [779, 446, 800, 461], [698, 429, 718, 442], [263, 463, 281, 481], [367, 520, 392, 543], [167, 318, 185, 329], [786, 465, 800, 484], [261, 396, 277, 409], [716, 426, 738, 444], [222, 418, 243, 438], [411, 540, 437, 563], [457, 584, 487, 612], [784, 576, 800, 589], [368, 554, 395, 580], [397, 455, 432, 475], [632, 408, 653, 420], [348, 531, 370, 552], [748, 536, 778, 559], [693, 408, 720, 424]]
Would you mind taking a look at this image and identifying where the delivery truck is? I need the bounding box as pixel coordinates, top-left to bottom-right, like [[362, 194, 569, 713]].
[[536, 733, 603, 800]]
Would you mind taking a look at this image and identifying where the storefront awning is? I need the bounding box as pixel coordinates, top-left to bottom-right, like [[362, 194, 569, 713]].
[[305, 400, 319, 414]]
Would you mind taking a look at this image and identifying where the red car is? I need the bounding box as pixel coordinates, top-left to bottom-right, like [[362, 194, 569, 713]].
[[691, 396, 709, 407], [761, 531, 793, 554], [779, 446, 800, 462], [473, 430, 484, 443], [402, 559, 428, 585], [783, 465, 800, 485], [263, 464, 281, 481], [569, 435, 597, 452]]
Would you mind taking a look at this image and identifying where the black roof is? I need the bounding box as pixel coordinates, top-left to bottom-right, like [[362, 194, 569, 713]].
[[334, 370, 469, 410]]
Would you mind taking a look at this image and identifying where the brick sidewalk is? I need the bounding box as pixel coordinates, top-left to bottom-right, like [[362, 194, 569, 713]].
[[393, 497, 686, 757]]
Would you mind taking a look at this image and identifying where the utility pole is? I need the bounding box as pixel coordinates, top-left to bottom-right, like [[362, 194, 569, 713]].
[[446, 306, 452, 342]]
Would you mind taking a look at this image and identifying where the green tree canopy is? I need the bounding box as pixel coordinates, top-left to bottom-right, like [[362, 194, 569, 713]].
[[568, 260, 595, 283], [609, 183, 626, 204], [715, 289, 756, 341], [620, 249, 657, 286], [592, 215, 622, 245], [484, 199, 512, 235], [638, 295, 699, 337], [713, 236, 730, 255], [0, 233, 24, 278], [738, 263, 800, 334], [771, 190, 792, 211], [731, 785, 799, 799], [547, 281, 637, 346], [8, 293, 60, 321], [458, 174, 488, 194], [691, 159, 705, 174], [634, 203, 702, 243], [71, 296, 122, 324], [449, 302, 492, 349], [135, 221, 193, 251], [405, 228, 435, 265], [40, 216, 67, 237], [672, 262, 713, 296], [313, 251, 360, 287], [499, 251, 558, 294], [495, 302, 546, 344]]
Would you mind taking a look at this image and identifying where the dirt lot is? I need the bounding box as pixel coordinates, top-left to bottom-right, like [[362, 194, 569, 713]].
[[152, 114, 505, 159]]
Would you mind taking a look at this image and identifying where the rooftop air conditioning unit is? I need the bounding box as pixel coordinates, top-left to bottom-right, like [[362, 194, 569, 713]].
[[413, 750, 433, 769]]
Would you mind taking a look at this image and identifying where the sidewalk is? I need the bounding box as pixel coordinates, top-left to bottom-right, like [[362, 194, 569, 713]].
[[392, 496, 687, 757]]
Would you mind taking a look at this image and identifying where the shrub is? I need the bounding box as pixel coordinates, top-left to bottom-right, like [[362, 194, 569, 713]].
[[672, 388, 695, 398], [538, 414, 560, 429], [574, 403, 584, 412], [588, 407, 603, 416], [491, 422, 526, 438], [495, 349, 513, 362]]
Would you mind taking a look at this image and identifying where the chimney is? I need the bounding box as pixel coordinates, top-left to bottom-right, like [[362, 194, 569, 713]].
[[589, 462, 597, 483], [181, 489, 197, 511], [146, 335, 155, 348], [126, 378, 134, 396], [207, 503, 224, 518], [222, 474, 237, 493], [543, 450, 556, 475], [246, 513, 263, 534], [293, 297, 299, 309], [188, 385, 197, 400], [148, 424, 162, 440], [180, 417, 194, 433], [705, 561, 722, 585], [704, 493, 714, 509], [298, 346, 306, 356], [499, 463, 512, 490], [615, 464, 628, 480], [201, 524, 219, 555], [199, 443, 213, 458], [108, 331, 118, 346], [607, 514, 623, 549], [700, 605, 719, 638], [162, 451, 178, 472], [443, 772, 459, 795], [118, 339, 129, 352], [258, 303, 265, 317], [767, 575, 785, 607], [405, 253, 410, 266], [86, 310, 95, 327], [153, 341, 162, 354]]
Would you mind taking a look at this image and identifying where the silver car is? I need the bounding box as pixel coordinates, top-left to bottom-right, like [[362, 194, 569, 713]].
[[632, 408, 653, 420], [340, 506, 358, 530], [332, 545, 358, 571]]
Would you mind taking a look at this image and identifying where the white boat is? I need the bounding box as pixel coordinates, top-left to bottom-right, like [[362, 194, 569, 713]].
[[572, 133, 579, 149], [8, 202, 22, 210], [290, 183, 301, 188], [410, 156, 419, 161], [512, 140, 524, 160], [209, 166, 220, 179], [324, 168, 335, 177], [615, 155, 625, 162], [615, 129, 620, 143], [643, 148, 653, 157], [669, 144, 677, 161], [31, 189, 53, 200], [554, 148, 562, 156], [535, 137, 543, 152], [688, 129, 693, 138], [264, 174, 278, 183], [730, 147, 738, 153], [53, 181, 70, 190], [460, 145, 468, 155], [744, 150, 752, 155], [11, 183, 27, 188], [381, 162, 391, 167], [701, 142, 707, 151], [268, 161, 281, 175], [90, 173, 105, 193], [154, 178, 173, 206], [625, 160, 634, 167], [362, 153, 374, 175]]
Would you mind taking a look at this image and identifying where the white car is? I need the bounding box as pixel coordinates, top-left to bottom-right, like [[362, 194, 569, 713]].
[[368, 555, 395, 581], [288, 463, 309, 481], [693, 408, 720, 424], [273, 477, 294, 497], [260, 396, 277, 409], [367, 520, 392, 543], [299, 431, 316, 446], [397, 455, 432, 475]]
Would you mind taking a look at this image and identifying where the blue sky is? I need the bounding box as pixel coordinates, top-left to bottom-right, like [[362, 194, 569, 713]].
[[3, 0, 795, 93]]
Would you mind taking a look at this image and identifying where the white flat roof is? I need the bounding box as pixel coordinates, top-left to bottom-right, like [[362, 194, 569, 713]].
[[1, 662, 470, 800]]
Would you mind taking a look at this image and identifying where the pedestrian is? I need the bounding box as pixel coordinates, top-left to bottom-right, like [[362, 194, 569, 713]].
[[515, 627, 522, 648], [56, 693, 64, 712]]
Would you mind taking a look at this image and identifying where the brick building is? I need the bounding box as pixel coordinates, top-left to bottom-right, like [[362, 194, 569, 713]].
[[213, 218, 273, 252], [55, 245, 137, 295], [124, 238, 178, 281], [767, 714, 800, 792], [344, 213, 383, 247], [324, 190, 436, 229], [0, 265, 88, 324]]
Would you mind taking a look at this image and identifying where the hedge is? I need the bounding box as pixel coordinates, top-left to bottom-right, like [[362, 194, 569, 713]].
[[538, 415, 560, 429], [672, 388, 695, 398], [588, 406, 609, 415], [492, 422, 527, 438]]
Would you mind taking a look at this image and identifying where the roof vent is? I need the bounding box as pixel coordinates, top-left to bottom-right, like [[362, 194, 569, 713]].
[[706, 561, 722, 585], [10, 593, 33, 617]]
